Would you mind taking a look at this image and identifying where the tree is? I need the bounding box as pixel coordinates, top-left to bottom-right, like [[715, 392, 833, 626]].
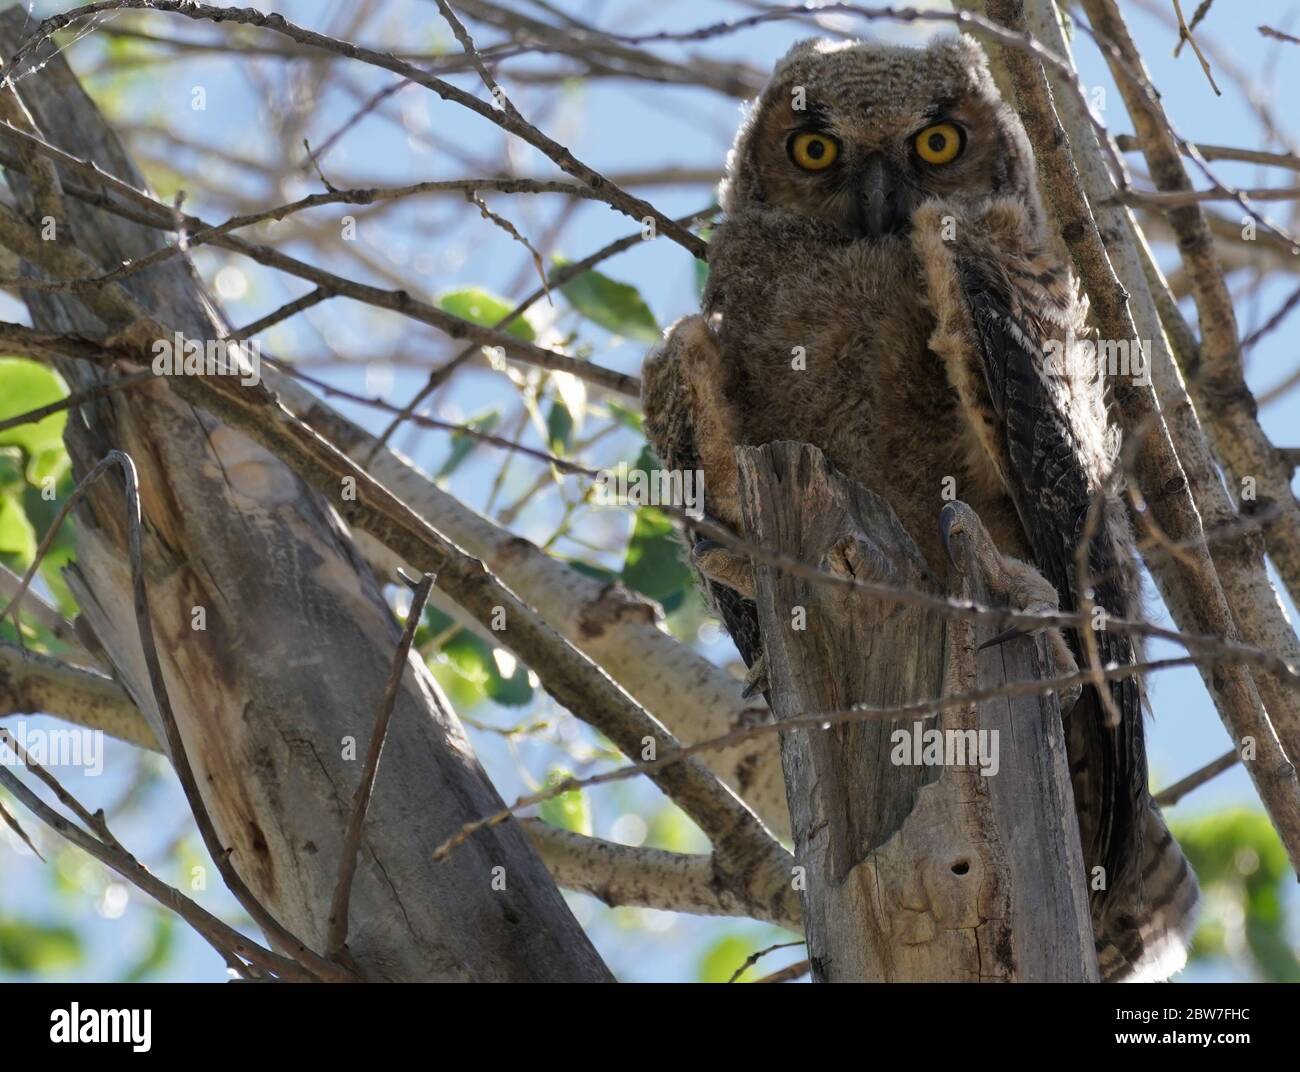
[[0, 0, 1296, 983]]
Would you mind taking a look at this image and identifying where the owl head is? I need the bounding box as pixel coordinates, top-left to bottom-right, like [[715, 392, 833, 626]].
[[721, 36, 1042, 239]]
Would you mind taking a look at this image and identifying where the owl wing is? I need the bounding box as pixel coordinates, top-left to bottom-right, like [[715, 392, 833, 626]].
[[958, 259, 1151, 949], [641, 322, 765, 673]]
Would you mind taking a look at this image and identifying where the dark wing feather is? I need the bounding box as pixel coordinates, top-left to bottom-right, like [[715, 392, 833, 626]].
[[961, 267, 1148, 930], [710, 582, 764, 671]]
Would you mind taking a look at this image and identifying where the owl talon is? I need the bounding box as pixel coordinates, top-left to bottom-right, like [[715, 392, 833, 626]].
[[939, 500, 993, 571], [938, 501, 964, 565], [978, 626, 1027, 651], [740, 654, 768, 699], [692, 538, 755, 599], [979, 598, 1058, 651]]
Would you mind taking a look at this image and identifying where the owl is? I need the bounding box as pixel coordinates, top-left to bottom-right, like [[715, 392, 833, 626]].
[[642, 36, 1199, 982]]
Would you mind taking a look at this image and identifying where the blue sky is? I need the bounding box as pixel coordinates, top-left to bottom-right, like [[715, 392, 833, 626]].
[[1, 0, 1298, 983]]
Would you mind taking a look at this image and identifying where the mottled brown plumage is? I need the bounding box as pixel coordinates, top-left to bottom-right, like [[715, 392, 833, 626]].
[[642, 35, 1198, 981]]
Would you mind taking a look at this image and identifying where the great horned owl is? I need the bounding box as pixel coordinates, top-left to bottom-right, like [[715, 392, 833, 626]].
[[642, 36, 1199, 982]]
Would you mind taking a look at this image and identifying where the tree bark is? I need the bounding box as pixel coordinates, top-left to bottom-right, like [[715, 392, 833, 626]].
[[737, 442, 1097, 981], [0, 7, 609, 982]]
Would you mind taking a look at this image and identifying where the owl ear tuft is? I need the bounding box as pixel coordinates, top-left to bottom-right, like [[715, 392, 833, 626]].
[[924, 34, 999, 98], [781, 36, 832, 57], [927, 33, 992, 71], [773, 36, 838, 76]]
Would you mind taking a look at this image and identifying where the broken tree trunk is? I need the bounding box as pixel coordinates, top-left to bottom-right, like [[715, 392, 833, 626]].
[[737, 442, 1097, 982], [0, 8, 609, 981]]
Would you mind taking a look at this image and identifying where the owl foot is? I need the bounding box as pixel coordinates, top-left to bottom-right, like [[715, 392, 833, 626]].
[[691, 538, 755, 599], [939, 501, 1081, 713]]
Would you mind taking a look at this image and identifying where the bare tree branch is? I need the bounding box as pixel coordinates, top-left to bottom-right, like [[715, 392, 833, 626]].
[[1154, 749, 1241, 808], [522, 818, 800, 928], [0, 639, 155, 748]]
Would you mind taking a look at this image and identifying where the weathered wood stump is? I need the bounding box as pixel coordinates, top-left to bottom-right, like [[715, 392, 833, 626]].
[[737, 441, 1097, 981]]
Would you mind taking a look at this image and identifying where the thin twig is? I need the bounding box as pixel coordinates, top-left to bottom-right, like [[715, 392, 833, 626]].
[[1107, 185, 1300, 208], [435, 0, 521, 119], [755, 959, 811, 983], [1242, 281, 1300, 351], [1259, 25, 1300, 47], [429, 655, 1203, 864], [726, 940, 804, 983], [229, 287, 330, 341], [327, 573, 434, 956], [0, 762, 299, 980], [1171, 0, 1220, 94], [0, 726, 126, 852], [0, 121, 642, 395], [1114, 133, 1300, 172], [0, 0, 708, 257], [1153, 748, 1240, 807], [0, 369, 150, 436]]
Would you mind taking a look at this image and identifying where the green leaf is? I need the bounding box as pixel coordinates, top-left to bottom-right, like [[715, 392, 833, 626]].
[[426, 659, 486, 711], [555, 259, 660, 343], [565, 559, 620, 585], [0, 447, 23, 488], [647, 805, 706, 853], [16, 477, 78, 616], [546, 398, 573, 455], [436, 287, 535, 342], [621, 504, 692, 614], [483, 645, 533, 707], [436, 409, 500, 480], [0, 918, 84, 973], [441, 630, 491, 683], [0, 492, 36, 561], [550, 370, 587, 436], [606, 400, 644, 434], [438, 630, 534, 708], [0, 358, 70, 485], [1172, 808, 1300, 982], [698, 934, 755, 983], [538, 768, 591, 835]]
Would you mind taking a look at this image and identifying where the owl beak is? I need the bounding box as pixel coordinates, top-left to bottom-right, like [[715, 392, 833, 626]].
[[858, 154, 906, 238]]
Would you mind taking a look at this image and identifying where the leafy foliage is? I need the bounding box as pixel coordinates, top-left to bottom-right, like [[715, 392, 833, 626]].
[[436, 286, 537, 342], [538, 768, 591, 835], [1173, 808, 1300, 982], [0, 918, 84, 973], [418, 605, 535, 709], [0, 358, 70, 486], [0, 359, 70, 567], [555, 258, 661, 343], [436, 409, 501, 480], [698, 933, 755, 983], [616, 450, 695, 615], [0, 360, 77, 620], [621, 508, 693, 614]]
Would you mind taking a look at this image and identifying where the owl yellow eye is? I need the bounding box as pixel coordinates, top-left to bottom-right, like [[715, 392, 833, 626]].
[[914, 122, 963, 165], [789, 132, 839, 171]]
